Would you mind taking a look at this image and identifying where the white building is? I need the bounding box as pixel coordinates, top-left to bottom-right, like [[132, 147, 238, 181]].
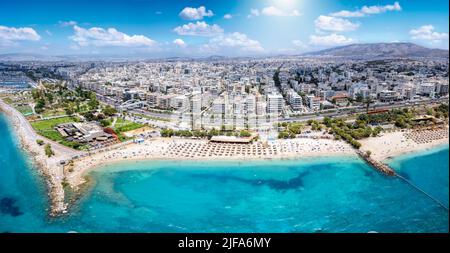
[[378, 90, 398, 102], [171, 95, 188, 109], [212, 97, 225, 114], [436, 83, 449, 95], [266, 93, 283, 114], [349, 83, 370, 99], [287, 90, 302, 111], [419, 83, 436, 96], [245, 94, 256, 114], [306, 95, 320, 111]]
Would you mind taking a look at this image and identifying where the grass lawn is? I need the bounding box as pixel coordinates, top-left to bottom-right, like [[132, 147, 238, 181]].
[[31, 116, 79, 142], [134, 113, 171, 122], [115, 122, 145, 133], [41, 109, 67, 118], [114, 118, 144, 129], [114, 117, 130, 125], [113, 118, 145, 141], [15, 105, 34, 116], [2, 97, 14, 104]]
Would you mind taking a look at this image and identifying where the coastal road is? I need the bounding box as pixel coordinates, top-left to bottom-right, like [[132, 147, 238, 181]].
[[281, 97, 449, 123]]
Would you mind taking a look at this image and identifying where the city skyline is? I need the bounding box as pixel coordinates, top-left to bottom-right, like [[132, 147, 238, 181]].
[[0, 0, 449, 57]]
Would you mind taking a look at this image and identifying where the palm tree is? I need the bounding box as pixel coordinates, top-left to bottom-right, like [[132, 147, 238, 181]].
[[365, 97, 374, 113]]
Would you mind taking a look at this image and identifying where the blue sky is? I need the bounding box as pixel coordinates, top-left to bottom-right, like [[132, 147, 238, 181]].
[[0, 0, 448, 57]]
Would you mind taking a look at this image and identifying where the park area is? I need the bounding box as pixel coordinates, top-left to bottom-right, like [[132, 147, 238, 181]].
[[30, 116, 81, 146], [113, 118, 146, 141]]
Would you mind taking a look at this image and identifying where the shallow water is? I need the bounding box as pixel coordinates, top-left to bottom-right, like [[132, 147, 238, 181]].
[[0, 114, 448, 232]]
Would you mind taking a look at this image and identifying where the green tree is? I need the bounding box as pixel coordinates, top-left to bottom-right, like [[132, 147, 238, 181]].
[[44, 144, 54, 157], [208, 128, 220, 138], [46, 93, 54, 105], [395, 116, 408, 128], [160, 129, 174, 137], [322, 117, 332, 127], [34, 98, 46, 114], [87, 93, 99, 110], [193, 130, 206, 138], [355, 94, 364, 103], [239, 130, 251, 138], [31, 89, 41, 100], [278, 131, 290, 139], [364, 97, 373, 113], [102, 106, 117, 116], [64, 106, 74, 116], [83, 111, 96, 121], [100, 119, 111, 127]]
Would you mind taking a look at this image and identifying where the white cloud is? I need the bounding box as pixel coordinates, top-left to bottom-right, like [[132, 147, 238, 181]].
[[173, 21, 223, 37], [247, 9, 259, 19], [314, 15, 359, 32], [309, 34, 354, 47], [59, 20, 77, 27], [331, 2, 401, 18], [361, 2, 401, 14], [250, 9, 260, 17], [248, 6, 300, 18], [330, 10, 365, 18], [223, 14, 233, 19], [179, 6, 213, 20], [46, 30, 53, 36], [202, 32, 264, 54], [70, 25, 156, 48], [410, 25, 449, 43], [173, 38, 186, 47], [0, 25, 41, 44], [261, 6, 301, 17]]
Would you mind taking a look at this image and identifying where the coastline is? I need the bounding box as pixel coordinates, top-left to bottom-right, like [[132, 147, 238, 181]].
[[65, 128, 449, 191], [0, 99, 85, 216], [389, 142, 449, 162], [359, 127, 449, 161], [64, 137, 357, 190], [1, 97, 449, 216]]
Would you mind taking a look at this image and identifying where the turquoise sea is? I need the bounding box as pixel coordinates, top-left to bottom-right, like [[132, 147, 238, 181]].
[[0, 114, 448, 232]]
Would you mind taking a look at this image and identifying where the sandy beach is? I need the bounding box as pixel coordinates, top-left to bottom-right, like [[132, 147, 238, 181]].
[[360, 126, 449, 161], [64, 137, 356, 189], [64, 126, 449, 191]]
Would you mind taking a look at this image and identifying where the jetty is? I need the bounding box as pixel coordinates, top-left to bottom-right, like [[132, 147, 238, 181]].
[[356, 150, 396, 176]]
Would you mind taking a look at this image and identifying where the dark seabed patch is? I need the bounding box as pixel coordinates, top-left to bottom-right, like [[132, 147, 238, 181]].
[[0, 197, 23, 217], [189, 171, 310, 191], [363, 168, 375, 178]]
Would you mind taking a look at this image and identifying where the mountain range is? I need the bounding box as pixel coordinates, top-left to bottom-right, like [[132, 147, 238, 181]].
[[0, 43, 448, 62], [303, 42, 449, 58]]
